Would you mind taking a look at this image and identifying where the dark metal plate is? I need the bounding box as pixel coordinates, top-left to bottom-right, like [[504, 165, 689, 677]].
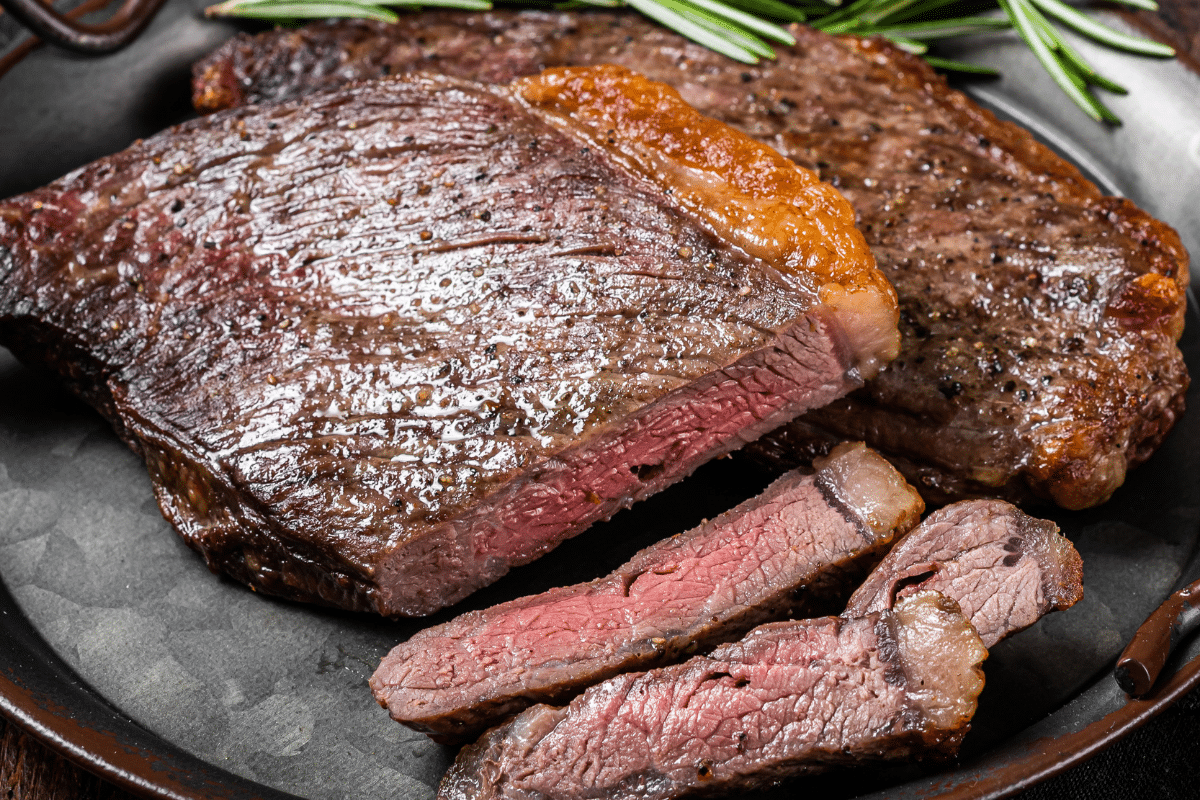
[[0, 5, 1198, 799]]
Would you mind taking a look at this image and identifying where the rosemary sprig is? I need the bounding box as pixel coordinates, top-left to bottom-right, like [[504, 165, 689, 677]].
[[856, 16, 1011, 40], [1002, 0, 1118, 121], [205, 0, 1177, 122]]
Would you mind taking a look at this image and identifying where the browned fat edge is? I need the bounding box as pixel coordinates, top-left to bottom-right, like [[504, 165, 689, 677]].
[[510, 65, 900, 379], [814, 441, 925, 540]]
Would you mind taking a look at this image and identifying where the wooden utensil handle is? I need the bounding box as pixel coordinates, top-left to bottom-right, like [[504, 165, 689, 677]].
[[0, 0, 165, 54], [1115, 577, 1200, 696]]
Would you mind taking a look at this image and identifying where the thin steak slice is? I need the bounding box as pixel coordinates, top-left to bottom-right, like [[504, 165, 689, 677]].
[[370, 442, 923, 743], [439, 591, 987, 800], [192, 11, 1190, 509], [0, 66, 896, 616], [845, 499, 1084, 647]]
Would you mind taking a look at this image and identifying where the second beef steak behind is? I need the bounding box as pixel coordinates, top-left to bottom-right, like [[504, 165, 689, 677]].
[[193, 10, 1191, 510]]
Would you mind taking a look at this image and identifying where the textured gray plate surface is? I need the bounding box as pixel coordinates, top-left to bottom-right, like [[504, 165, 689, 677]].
[[0, 5, 1198, 799]]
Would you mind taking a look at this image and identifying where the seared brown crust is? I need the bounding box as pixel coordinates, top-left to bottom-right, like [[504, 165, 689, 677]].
[[192, 11, 1190, 509], [0, 68, 885, 616], [789, 35, 1190, 509]]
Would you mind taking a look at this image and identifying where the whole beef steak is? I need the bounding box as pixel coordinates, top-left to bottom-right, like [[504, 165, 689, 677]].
[[0, 66, 895, 616], [193, 11, 1191, 509]]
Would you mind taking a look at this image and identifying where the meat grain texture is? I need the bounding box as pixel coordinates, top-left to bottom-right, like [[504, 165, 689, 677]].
[[371, 442, 923, 743], [194, 10, 1191, 509], [845, 499, 1084, 647], [438, 591, 987, 800], [0, 66, 895, 615], [432, 501, 1082, 800]]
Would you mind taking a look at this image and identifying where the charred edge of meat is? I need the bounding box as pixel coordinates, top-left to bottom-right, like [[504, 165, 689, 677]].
[[843, 499, 1083, 648]]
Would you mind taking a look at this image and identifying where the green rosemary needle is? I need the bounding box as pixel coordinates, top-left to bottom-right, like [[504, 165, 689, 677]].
[[205, 0, 1177, 123]]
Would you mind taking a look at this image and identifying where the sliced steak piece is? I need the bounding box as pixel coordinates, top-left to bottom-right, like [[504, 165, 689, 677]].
[[0, 66, 895, 616], [193, 11, 1190, 509], [845, 500, 1083, 647], [438, 591, 987, 800], [370, 442, 923, 743]]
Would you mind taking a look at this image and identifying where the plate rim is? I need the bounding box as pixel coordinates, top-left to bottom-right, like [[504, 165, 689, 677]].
[[2, 7, 1200, 799], [4, 558, 1200, 800]]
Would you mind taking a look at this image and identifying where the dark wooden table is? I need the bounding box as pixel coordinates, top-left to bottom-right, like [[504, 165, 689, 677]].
[[1, 2, 1199, 798]]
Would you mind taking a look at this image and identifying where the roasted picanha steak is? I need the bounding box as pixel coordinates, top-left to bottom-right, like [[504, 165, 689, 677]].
[[370, 442, 923, 743], [0, 66, 898, 616], [438, 591, 987, 800], [845, 499, 1084, 647], [194, 10, 1191, 509]]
